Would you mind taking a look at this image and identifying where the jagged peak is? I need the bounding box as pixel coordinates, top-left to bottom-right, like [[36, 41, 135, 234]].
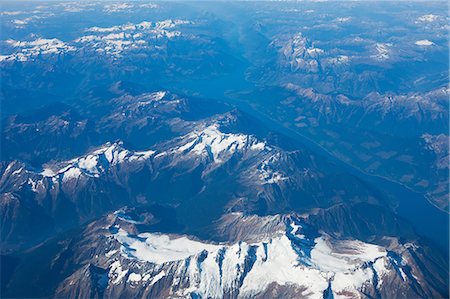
[[39, 141, 155, 180], [174, 123, 269, 164], [91, 210, 412, 299]]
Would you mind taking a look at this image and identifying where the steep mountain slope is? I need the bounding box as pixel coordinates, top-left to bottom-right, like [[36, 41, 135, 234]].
[[0, 111, 380, 251], [1, 89, 230, 166], [243, 84, 449, 210], [283, 84, 449, 136]]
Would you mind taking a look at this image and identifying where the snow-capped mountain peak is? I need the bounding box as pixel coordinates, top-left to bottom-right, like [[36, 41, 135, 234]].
[[55, 210, 424, 299], [174, 124, 269, 165], [40, 142, 154, 181]]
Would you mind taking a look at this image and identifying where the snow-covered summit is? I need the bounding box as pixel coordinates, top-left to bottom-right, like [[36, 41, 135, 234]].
[[1, 38, 76, 62], [416, 14, 440, 23], [76, 19, 192, 58], [56, 210, 428, 299], [40, 142, 154, 181], [415, 39, 434, 46], [174, 124, 269, 165], [279, 32, 323, 73], [371, 43, 391, 61]]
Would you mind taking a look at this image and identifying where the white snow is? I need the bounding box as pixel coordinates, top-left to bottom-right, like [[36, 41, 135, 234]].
[[11, 167, 24, 176], [109, 219, 398, 298], [372, 258, 389, 288], [4, 10, 55, 28], [62, 167, 82, 182], [40, 168, 56, 177], [105, 249, 118, 258], [311, 237, 387, 272], [75, 32, 147, 57], [104, 2, 158, 12], [114, 229, 221, 264], [1, 38, 75, 62], [261, 171, 288, 184], [310, 236, 390, 298], [134, 91, 168, 107], [103, 144, 127, 164], [239, 235, 327, 298], [109, 260, 129, 284], [4, 163, 15, 174], [335, 17, 351, 23], [258, 153, 289, 184], [77, 20, 191, 57], [139, 3, 158, 9], [128, 272, 142, 282], [290, 222, 302, 235], [415, 39, 434, 46], [59, 2, 92, 13], [28, 178, 41, 192], [280, 32, 322, 72], [104, 3, 134, 13], [150, 91, 166, 101], [176, 124, 267, 164], [37, 142, 155, 183], [306, 47, 324, 57], [417, 14, 439, 22], [77, 155, 100, 176], [1, 11, 26, 16], [372, 43, 391, 60], [12, 18, 31, 26], [421, 134, 449, 169], [326, 55, 349, 65], [148, 271, 165, 286]]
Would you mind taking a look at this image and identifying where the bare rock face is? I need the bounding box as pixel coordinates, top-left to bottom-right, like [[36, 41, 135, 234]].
[[55, 264, 108, 299]]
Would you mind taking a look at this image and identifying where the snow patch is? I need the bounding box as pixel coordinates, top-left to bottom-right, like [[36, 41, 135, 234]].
[[415, 39, 434, 46], [279, 32, 323, 72], [417, 14, 440, 22], [335, 17, 351, 23], [176, 124, 268, 164], [109, 260, 129, 284], [1, 38, 75, 62], [62, 167, 82, 182], [104, 3, 134, 13], [128, 272, 142, 282], [105, 250, 118, 258], [258, 153, 289, 184], [371, 43, 391, 61], [77, 20, 190, 57], [114, 229, 221, 264], [148, 271, 165, 286]]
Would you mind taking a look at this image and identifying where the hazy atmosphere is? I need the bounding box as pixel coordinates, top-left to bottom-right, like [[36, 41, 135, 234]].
[[0, 1, 449, 298]]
